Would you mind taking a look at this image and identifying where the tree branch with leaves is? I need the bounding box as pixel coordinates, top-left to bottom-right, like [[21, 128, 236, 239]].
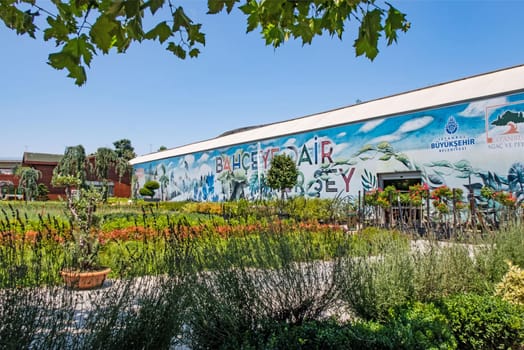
[[0, 0, 409, 85]]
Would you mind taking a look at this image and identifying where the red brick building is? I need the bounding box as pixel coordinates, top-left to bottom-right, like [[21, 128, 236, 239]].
[[22, 152, 64, 200], [0, 159, 21, 198], [20, 152, 131, 200], [0, 154, 131, 200]]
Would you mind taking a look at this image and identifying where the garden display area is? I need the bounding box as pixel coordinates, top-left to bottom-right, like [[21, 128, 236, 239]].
[[1, 198, 523, 350]]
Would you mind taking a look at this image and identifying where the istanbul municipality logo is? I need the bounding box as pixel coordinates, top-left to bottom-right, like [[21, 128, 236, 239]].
[[445, 116, 458, 134], [430, 116, 474, 152]]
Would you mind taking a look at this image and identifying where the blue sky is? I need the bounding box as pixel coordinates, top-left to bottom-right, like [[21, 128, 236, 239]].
[[1, 0, 524, 159]]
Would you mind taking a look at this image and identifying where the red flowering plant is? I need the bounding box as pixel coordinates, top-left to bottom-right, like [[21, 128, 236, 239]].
[[364, 188, 382, 207], [480, 186, 517, 208], [431, 185, 467, 215], [364, 186, 395, 208], [408, 183, 430, 206], [430, 185, 453, 214], [494, 191, 517, 208]]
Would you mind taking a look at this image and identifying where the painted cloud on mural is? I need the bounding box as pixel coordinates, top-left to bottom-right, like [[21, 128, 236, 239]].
[[458, 96, 507, 117], [358, 118, 384, 133], [369, 116, 433, 144]]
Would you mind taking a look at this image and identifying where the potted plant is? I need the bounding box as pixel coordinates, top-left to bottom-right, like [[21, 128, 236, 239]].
[[52, 174, 110, 290]]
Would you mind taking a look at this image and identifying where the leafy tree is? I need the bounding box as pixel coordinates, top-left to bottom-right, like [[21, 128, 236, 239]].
[[14, 166, 42, 201], [54, 145, 87, 186], [93, 147, 117, 200], [93, 147, 116, 180], [113, 139, 136, 160], [158, 145, 167, 151], [113, 138, 136, 182], [139, 180, 160, 199], [267, 154, 298, 201], [0, 1, 409, 85], [36, 183, 49, 201]]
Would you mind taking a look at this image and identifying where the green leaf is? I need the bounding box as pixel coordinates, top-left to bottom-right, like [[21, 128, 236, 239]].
[[208, 0, 242, 15], [44, 16, 71, 43], [75, 34, 95, 67], [147, 0, 164, 15], [188, 48, 200, 58], [144, 21, 172, 43], [224, 0, 237, 13], [0, 4, 38, 37], [167, 42, 186, 59], [90, 16, 118, 53], [187, 23, 205, 45], [47, 35, 94, 86], [245, 12, 259, 33], [238, 0, 257, 15], [123, 0, 141, 18], [106, 1, 125, 17], [48, 50, 87, 86], [48, 51, 75, 70], [173, 6, 191, 31], [353, 8, 383, 60], [207, 0, 226, 14], [126, 16, 144, 40], [384, 4, 409, 45]]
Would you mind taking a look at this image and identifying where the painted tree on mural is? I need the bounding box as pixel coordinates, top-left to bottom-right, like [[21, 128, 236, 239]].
[[0, 0, 409, 85], [158, 164, 169, 201]]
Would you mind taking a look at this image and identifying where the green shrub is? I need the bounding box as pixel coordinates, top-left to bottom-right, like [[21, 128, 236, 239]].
[[412, 240, 490, 301], [240, 303, 456, 350], [339, 235, 414, 321], [442, 293, 524, 350], [495, 261, 524, 305], [387, 302, 457, 350], [259, 319, 385, 350]]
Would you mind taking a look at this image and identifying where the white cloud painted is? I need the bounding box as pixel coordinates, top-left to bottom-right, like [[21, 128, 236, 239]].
[[184, 154, 195, 166], [199, 163, 212, 175], [358, 119, 384, 133], [458, 97, 507, 117], [336, 132, 346, 138], [368, 116, 433, 144], [197, 153, 209, 163], [398, 116, 433, 133], [333, 142, 349, 154], [283, 138, 297, 147]]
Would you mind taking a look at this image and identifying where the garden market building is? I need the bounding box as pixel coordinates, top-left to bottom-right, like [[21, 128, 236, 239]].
[[130, 65, 524, 204]]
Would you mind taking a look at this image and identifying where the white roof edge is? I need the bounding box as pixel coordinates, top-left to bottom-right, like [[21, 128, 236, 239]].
[[130, 64, 524, 165]]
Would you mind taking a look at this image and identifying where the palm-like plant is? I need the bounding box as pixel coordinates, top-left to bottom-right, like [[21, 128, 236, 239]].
[[93, 147, 117, 200], [15, 166, 42, 201], [55, 145, 87, 186]]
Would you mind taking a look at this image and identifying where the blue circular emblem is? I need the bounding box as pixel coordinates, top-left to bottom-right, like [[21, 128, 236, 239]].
[[446, 116, 458, 134]]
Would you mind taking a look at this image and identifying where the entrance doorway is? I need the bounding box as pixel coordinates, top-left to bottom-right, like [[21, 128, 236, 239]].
[[377, 171, 423, 228], [378, 171, 422, 191]]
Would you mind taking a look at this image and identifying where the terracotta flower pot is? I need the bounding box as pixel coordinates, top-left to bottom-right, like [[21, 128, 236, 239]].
[[60, 267, 111, 290]]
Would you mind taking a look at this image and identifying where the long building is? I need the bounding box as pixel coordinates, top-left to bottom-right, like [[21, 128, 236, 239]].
[[130, 65, 524, 203]]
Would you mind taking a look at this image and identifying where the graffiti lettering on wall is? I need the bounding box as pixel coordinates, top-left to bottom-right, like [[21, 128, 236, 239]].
[[215, 138, 334, 174]]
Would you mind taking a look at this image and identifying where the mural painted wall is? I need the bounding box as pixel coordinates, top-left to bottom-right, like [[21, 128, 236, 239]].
[[133, 92, 524, 204]]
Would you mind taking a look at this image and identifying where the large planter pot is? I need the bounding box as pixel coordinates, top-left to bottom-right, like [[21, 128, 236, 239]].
[[60, 267, 111, 290]]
